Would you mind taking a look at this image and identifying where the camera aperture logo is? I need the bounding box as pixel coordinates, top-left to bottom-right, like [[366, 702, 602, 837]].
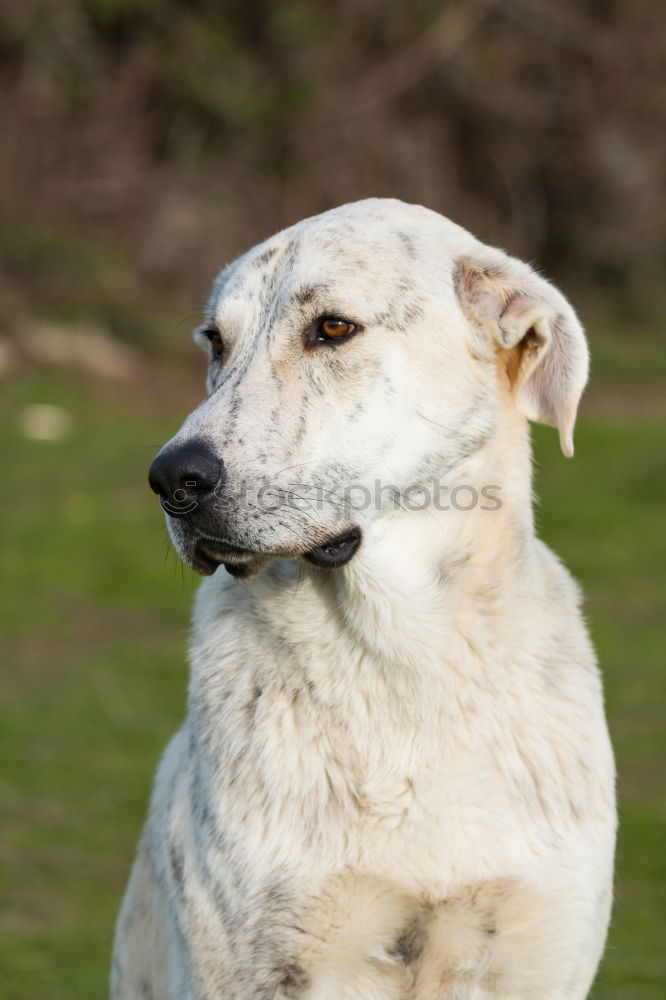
[[160, 481, 200, 516]]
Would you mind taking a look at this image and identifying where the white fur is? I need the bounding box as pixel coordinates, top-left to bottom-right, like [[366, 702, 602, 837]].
[[112, 199, 616, 1000]]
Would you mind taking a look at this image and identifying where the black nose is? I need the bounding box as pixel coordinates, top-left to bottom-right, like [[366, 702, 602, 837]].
[[148, 439, 222, 512]]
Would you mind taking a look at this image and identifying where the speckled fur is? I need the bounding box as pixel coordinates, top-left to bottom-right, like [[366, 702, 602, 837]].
[[112, 199, 616, 999]]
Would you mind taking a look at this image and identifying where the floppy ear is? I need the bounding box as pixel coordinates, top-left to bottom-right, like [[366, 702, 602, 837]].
[[454, 247, 588, 457]]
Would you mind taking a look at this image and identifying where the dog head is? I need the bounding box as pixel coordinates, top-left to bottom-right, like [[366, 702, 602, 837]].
[[149, 199, 588, 577]]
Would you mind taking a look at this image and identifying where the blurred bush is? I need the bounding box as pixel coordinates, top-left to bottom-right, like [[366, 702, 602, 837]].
[[1, 0, 665, 338]]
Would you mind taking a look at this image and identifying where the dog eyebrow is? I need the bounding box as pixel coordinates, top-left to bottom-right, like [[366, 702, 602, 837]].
[[292, 283, 330, 307], [206, 296, 250, 336]]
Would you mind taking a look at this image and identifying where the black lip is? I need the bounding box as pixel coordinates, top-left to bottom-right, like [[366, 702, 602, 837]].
[[304, 527, 362, 569], [192, 539, 255, 576], [191, 530, 362, 576], [192, 542, 223, 576], [223, 562, 256, 579]]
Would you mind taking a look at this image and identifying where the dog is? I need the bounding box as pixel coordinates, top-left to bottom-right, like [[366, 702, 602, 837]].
[[112, 199, 616, 999]]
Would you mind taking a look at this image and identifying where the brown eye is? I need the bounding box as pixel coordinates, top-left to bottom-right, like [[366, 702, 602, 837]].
[[205, 328, 224, 360], [316, 317, 356, 341]]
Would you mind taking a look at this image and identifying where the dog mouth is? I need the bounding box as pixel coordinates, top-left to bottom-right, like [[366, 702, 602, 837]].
[[304, 527, 362, 569], [192, 539, 259, 577], [191, 528, 362, 577]]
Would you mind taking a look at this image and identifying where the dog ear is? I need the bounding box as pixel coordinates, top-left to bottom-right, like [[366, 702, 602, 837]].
[[454, 247, 588, 457]]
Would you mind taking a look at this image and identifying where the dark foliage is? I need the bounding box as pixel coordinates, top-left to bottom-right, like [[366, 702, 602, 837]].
[[1, 0, 665, 329]]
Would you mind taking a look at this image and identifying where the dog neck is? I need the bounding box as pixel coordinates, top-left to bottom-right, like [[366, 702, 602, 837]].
[[328, 411, 536, 673], [193, 407, 542, 718]]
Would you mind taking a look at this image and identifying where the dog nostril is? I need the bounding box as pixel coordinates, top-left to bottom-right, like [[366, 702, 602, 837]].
[[148, 440, 222, 503]]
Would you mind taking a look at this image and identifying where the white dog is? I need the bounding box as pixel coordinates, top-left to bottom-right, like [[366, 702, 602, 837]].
[[112, 199, 616, 1000]]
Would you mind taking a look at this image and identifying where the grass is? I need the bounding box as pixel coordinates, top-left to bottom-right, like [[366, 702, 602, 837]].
[[1, 357, 664, 998], [532, 416, 666, 999]]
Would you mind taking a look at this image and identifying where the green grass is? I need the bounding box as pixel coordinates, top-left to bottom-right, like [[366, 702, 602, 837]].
[[532, 415, 666, 999], [0, 373, 196, 997], [1, 369, 664, 998]]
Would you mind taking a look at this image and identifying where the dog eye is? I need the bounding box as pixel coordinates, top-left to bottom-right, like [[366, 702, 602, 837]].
[[314, 317, 357, 342], [204, 328, 225, 361]]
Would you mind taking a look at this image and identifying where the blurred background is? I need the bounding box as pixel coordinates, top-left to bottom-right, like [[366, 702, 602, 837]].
[[1, 2, 664, 997]]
